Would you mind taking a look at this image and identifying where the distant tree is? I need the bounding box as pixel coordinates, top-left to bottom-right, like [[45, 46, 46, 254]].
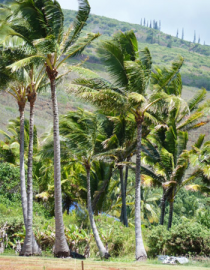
[[150, 21, 152, 28], [159, 20, 161, 31], [147, 21, 148, 27], [182, 28, 184, 40], [193, 30, 196, 43], [204, 41, 206, 45], [144, 18, 146, 26], [198, 36, 200, 44], [176, 29, 179, 38]]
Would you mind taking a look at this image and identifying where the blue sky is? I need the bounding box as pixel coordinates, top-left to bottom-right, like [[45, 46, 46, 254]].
[[58, 0, 210, 45]]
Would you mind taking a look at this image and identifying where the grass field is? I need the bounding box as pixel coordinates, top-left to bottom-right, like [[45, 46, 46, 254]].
[[0, 256, 210, 270]]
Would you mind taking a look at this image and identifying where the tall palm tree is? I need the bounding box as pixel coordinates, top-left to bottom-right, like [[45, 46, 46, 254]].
[[0, 64, 42, 254], [72, 30, 166, 260], [3, 0, 99, 256]]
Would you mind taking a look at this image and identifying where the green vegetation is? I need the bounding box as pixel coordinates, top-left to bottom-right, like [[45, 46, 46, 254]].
[[0, 0, 209, 268]]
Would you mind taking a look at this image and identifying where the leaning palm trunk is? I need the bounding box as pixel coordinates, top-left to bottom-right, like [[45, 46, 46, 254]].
[[49, 76, 69, 257], [160, 191, 166, 225], [92, 178, 110, 214], [21, 92, 41, 255], [86, 163, 110, 259], [119, 166, 128, 227], [135, 119, 147, 261]]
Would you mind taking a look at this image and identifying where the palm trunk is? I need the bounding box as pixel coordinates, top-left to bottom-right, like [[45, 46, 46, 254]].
[[21, 94, 41, 255], [125, 157, 130, 195], [18, 101, 40, 256], [19, 105, 27, 228], [86, 163, 110, 259], [167, 199, 174, 230], [160, 190, 166, 225], [119, 166, 128, 227], [50, 78, 69, 257], [135, 120, 147, 261], [92, 178, 110, 214]]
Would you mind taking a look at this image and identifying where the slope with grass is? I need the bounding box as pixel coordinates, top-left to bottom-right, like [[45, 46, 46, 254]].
[[0, 8, 210, 138], [63, 9, 210, 90]]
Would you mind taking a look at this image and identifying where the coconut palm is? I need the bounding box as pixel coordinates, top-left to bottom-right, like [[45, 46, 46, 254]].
[[72, 30, 167, 260], [141, 125, 210, 229], [146, 59, 210, 225], [186, 137, 210, 194], [2, 0, 100, 256], [58, 109, 110, 258], [0, 65, 42, 254]]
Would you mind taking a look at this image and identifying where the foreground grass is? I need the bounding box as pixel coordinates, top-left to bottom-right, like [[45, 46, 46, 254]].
[[0, 255, 210, 270]]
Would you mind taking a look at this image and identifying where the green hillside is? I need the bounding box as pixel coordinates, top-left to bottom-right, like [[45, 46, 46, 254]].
[[1, 8, 210, 138], [63, 9, 210, 90]]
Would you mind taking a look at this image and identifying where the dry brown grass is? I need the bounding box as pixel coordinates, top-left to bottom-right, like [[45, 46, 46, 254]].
[[0, 256, 209, 270]]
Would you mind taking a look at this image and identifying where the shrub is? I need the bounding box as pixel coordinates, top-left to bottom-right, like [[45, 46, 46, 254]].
[[147, 222, 210, 257]]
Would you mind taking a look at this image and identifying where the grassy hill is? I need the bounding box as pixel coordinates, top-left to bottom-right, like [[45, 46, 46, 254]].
[[1, 8, 210, 141], [63, 9, 210, 90]]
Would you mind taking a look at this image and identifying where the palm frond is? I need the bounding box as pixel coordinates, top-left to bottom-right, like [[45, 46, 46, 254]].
[[57, 32, 100, 68], [74, 77, 112, 90], [61, 0, 90, 54], [177, 111, 204, 131], [114, 30, 138, 61], [194, 134, 205, 149], [152, 56, 184, 93], [98, 40, 128, 88], [139, 47, 152, 74], [42, 0, 64, 43], [188, 88, 206, 112], [7, 55, 45, 72], [69, 66, 99, 79], [177, 131, 188, 158], [124, 60, 148, 93]]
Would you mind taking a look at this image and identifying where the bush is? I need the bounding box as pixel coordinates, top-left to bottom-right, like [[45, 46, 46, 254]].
[[0, 162, 20, 201], [147, 222, 210, 257]]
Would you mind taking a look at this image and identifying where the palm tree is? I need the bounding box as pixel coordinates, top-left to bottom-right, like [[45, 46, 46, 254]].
[[141, 124, 210, 229], [0, 65, 42, 254], [147, 59, 210, 226], [3, 0, 99, 256], [58, 109, 110, 258], [72, 30, 166, 260]]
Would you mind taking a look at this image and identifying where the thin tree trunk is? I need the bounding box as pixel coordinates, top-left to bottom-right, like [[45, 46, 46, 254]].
[[119, 166, 128, 227], [160, 191, 166, 225], [50, 78, 69, 257], [167, 199, 174, 230], [135, 120, 147, 261], [125, 157, 130, 195], [18, 101, 40, 256], [19, 106, 27, 228], [92, 178, 110, 214], [86, 164, 110, 259], [21, 93, 41, 255]]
